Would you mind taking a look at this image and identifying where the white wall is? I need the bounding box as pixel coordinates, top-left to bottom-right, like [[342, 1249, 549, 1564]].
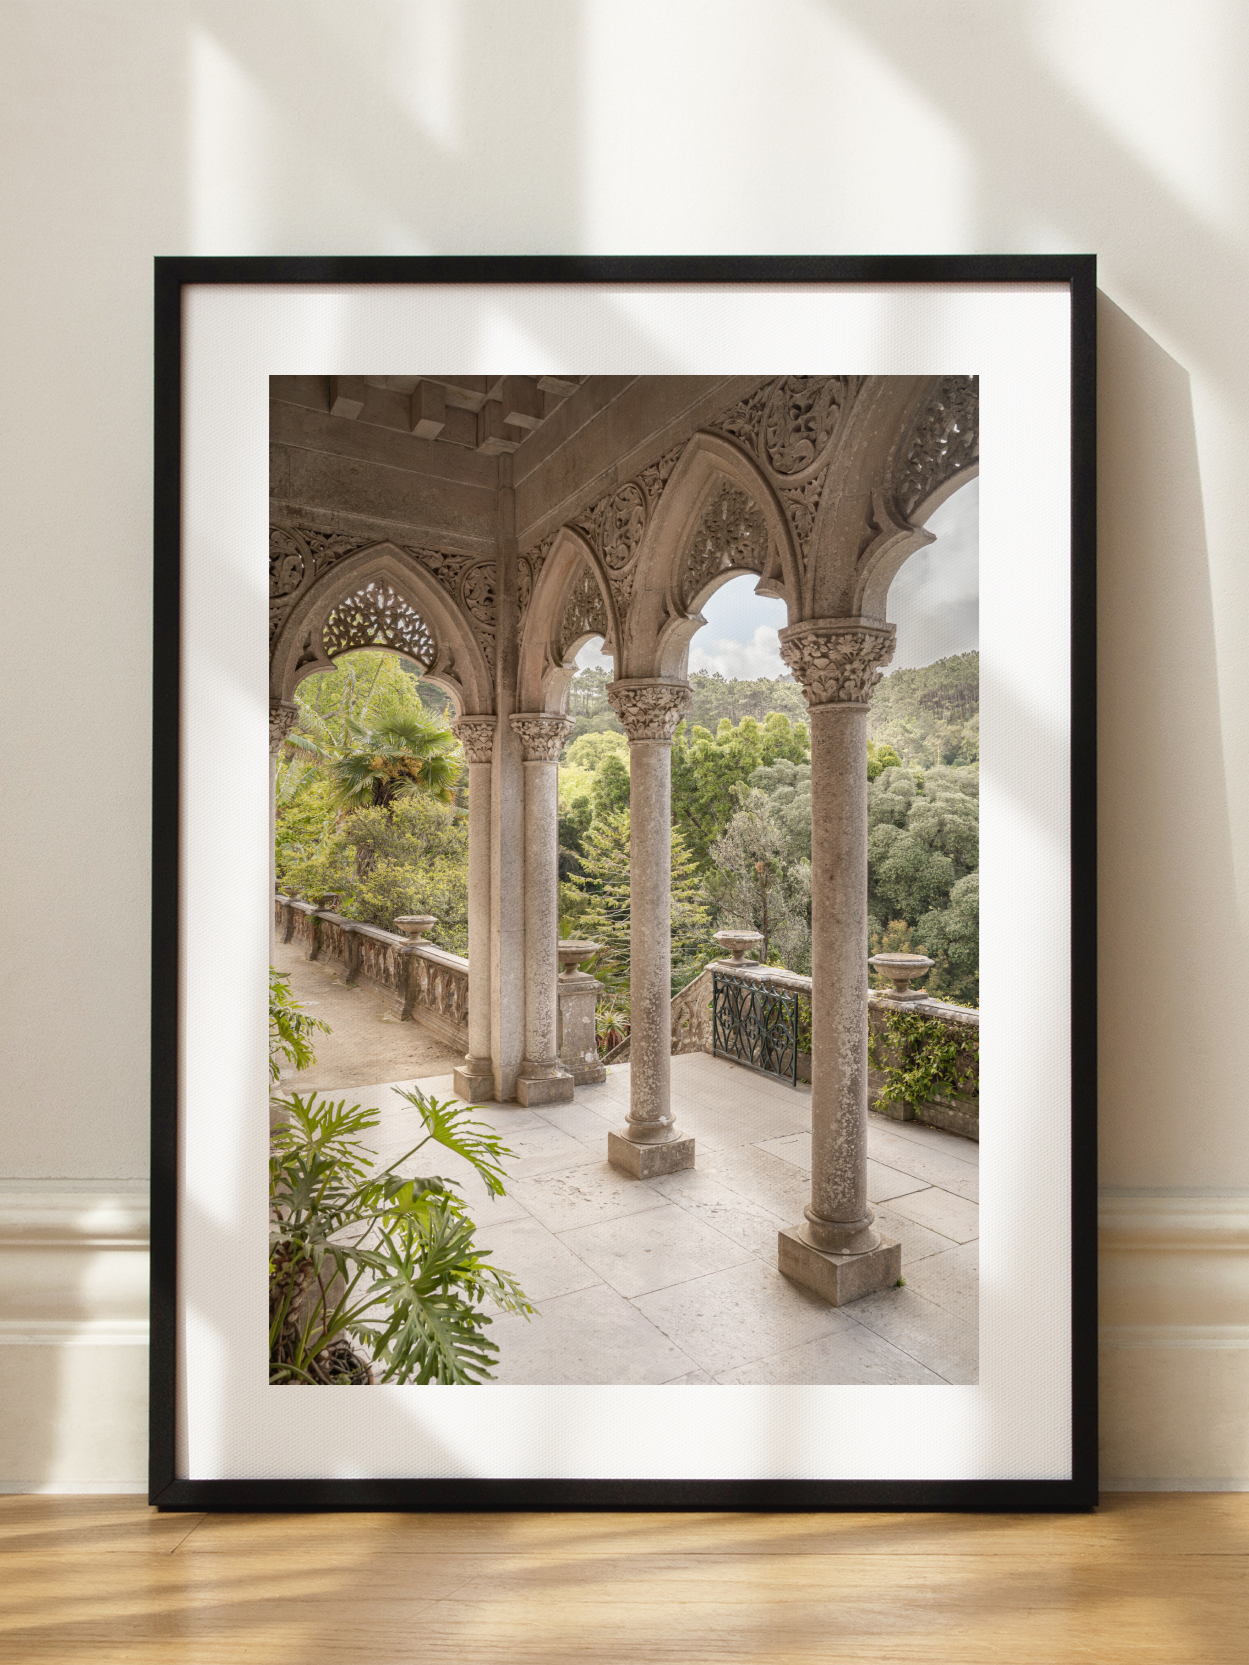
[[2, 0, 1245, 1489]]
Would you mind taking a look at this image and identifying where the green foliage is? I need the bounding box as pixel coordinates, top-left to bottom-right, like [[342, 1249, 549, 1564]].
[[748, 758, 813, 863], [867, 741, 902, 781], [278, 794, 470, 954], [568, 809, 712, 996], [564, 729, 629, 772], [569, 664, 612, 715], [269, 1090, 534, 1386], [707, 788, 813, 973], [869, 1011, 978, 1114], [916, 872, 979, 1006], [685, 670, 810, 730], [670, 711, 810, 870], [868, 652, 979, 767], [592, 752, 632, 817], [289, 705, 461, 813], [268, 967, 330, 1085], [867, 764, 978, 943]]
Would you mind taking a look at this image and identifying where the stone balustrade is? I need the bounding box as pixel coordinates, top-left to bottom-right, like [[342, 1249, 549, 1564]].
[[606, 958, 979, 1142], [274, 896, 469, 1051]]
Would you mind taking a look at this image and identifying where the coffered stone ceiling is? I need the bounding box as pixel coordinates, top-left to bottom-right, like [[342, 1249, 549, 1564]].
[[270, 374, 588, 456]]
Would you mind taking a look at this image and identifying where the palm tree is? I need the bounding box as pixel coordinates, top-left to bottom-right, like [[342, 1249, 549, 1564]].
[[288, 706, 461, 813]]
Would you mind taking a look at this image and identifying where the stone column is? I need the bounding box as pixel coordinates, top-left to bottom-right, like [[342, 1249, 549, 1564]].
[[775, 620, 903, 1305], [510, 713, 575, 1106], [604, 679, 695, 1178], [450, 716, 497, 1101], [269, 701, 298, 961]]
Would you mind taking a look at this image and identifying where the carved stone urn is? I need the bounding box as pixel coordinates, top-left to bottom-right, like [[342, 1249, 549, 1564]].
[[317, 892, 343, 912], [713, 929, 765, 966], [557, 939, 602, 977], [869, 952, 935, 1002], [394, 915, 438, 943]]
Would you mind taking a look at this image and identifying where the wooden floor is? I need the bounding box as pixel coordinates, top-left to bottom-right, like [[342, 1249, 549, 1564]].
[[2, 1493, 1246, 1663]]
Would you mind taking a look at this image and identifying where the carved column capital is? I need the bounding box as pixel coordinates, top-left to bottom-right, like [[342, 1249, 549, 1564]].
[[451, 715, 497, 766], [778, 619, 896, 708], [606, 679, 693, 743], [269, 700, 299, 756], [509, 712, 574, 763]]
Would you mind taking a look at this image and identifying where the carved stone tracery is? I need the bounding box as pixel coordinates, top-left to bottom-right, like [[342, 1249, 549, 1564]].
[[607, 680, 693, 743], [450, 716, 497, 766], [778, 620, 896, 708], [269, 700, 299, 756], [510, 712, 575, 763], [710, 376, 861, 575], [679, 482, 769, 611], [555, 563, 610, 661], [895, 375, 979, 518], [322, 581, 437, 666]]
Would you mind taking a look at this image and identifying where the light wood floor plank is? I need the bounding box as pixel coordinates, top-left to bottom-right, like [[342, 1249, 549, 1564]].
[[0, 1494, 1246, 1664]]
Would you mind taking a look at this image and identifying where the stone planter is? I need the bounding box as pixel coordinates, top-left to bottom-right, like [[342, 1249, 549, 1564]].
[[713, 929, 765, 966], [869, 952, 935, 1003]]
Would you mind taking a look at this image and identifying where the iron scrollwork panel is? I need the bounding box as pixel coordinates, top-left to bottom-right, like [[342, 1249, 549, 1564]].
[[711, 970, 799, 1087]]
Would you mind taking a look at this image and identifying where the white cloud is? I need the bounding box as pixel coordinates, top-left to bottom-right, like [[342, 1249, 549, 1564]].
[[688, 623, 786, 680]]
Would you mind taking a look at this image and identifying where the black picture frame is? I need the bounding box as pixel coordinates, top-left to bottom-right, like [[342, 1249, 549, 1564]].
[[151, 255, 1097, 1512]]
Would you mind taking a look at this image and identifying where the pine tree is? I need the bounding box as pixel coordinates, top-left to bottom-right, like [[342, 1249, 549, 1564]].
[[569, 810, 712, 997]]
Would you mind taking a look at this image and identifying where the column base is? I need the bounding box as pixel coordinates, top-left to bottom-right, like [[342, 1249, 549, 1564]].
[[515, 1069, 575, 1107], [572, 1060, 607, 1087], [453, 1064, 496, 1103], [777, 1225, 902, 1306], [608, 1129, 696, 1179]]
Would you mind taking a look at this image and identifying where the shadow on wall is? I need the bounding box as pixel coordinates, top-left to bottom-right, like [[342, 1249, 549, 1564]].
[[1095, 295, 1241, 1188]]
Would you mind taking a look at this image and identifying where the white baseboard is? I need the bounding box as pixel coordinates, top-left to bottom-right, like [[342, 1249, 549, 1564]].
[[0, 1185, 1245, 1490]]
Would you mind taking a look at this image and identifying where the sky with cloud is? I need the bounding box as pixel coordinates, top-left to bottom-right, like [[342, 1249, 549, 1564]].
[[577, 476, 979, 680]]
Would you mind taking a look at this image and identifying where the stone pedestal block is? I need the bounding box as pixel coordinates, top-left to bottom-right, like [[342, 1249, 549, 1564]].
[[608, 1130, 696, 1179], [516, 1070, 575, 1107], [558, 971, 607, 1085], [777, 1225, 902, 1306], [453, 1063, 496, 1104]]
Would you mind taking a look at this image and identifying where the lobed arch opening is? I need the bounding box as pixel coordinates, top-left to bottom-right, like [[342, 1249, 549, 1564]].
[[269, 540, 495, 718]]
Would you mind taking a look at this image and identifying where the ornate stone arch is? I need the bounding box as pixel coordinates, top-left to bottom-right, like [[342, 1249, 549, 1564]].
[[269, 541, 494, 717], [846, 375, 980, 620], [619, 432, 800, 680], [516, 526, 618, 714]]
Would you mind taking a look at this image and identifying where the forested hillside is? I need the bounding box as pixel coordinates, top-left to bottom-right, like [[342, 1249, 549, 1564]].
[[868, 651, 979, 767]]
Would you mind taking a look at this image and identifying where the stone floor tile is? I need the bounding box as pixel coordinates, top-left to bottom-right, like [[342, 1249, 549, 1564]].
[[633, 1257, 850, 1376], [756, 1132, 811, 1172], [885, 1185, 980, 1243], [532, 1098, 619, 1145], [868, 1112, 979, 1163], [864, 1124, 979, 1201], [846, 1286, 978, 1385], [486, 1120, 604, 1179], [695, 1144, 811, 1220], [559, 1202, 753, 1298], [716, 1321, 947, 1385], [871, 1204, 963, 1266], [642, 1167, 791, 1258], [663, 1369, 716, 1385], [472, 1214, 601, 1306], [901, 1240, 979, 1326], [485, 1283, 695, 1385], [865, 1160, 931, 1204], [508, 1163, 671, 1234]]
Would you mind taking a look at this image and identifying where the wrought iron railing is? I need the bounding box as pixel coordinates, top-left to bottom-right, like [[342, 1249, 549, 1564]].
[[711, 968, 800, 1087]]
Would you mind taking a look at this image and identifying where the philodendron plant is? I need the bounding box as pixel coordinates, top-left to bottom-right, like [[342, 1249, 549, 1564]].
[[269, 1089, 534, 1386]]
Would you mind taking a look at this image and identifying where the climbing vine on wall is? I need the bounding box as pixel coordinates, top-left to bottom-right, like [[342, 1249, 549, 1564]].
[[869, 1010, 978, 1112]]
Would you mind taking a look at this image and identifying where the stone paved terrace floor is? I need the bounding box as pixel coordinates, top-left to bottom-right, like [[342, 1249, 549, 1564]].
[[333, 1051, 978, 1386]]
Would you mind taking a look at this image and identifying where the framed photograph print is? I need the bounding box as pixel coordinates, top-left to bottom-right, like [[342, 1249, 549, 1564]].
[[150, 256, 1096, 1510]]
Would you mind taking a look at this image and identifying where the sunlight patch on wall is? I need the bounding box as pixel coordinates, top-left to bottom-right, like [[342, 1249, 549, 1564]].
[[1036, 0, 1239, 239]]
